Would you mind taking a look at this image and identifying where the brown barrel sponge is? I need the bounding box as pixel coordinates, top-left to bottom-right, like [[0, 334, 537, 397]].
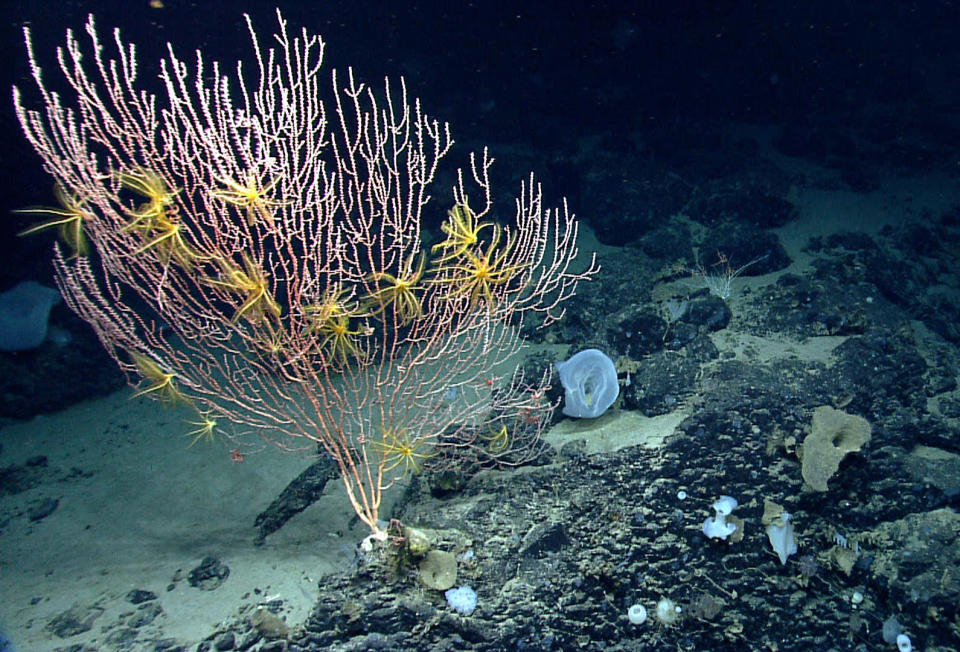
[[800, 406, 872, 492]]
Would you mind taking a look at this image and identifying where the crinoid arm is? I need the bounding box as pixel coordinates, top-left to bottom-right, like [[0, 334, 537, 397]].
[[16, 185, 94, 257], [130, 352, 190, 405]]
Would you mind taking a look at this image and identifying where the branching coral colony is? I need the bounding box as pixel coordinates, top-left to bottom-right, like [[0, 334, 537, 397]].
[[14, 11, 597, 541]]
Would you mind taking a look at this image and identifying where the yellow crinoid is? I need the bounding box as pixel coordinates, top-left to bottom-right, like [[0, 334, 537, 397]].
[[304, 286, 359, 326], [431, 200, 491, 263], [304, 287, 371, 366], [316, 313, 370, 366], [365, 253, 427, 324], [184, 410, 219, 447], [210, 171, 285, 228], [250, 319, 291, 359], [373, 426, 436, 477], [16, 184, 95, 257], [205, 254, 282, 324], [118, 168, 199, 269], [130, 352, 189, 405], [433, 224, 526, 306], [132, 211, 201, 269], [118, 167, 180, 228]]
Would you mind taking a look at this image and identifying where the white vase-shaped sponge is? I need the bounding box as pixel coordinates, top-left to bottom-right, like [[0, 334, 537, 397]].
[[0, 281, 62, 352], [555, 348, 619, 418]]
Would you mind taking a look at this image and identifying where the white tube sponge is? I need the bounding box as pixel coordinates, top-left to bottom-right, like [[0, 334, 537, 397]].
[[555, 348, 619, 418]]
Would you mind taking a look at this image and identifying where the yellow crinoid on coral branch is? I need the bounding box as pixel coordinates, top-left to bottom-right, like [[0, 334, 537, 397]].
[[210, 171, 286, 228], [16, 184, 95, 257], [373, 426, 437, 478], [118, 168, 201, 269], [118, 168, 180, 230], [431, 200, 492, 264], [433, 224, 527, 307], [205, 254, 282, 324], [365, 253, 428, 324], [130, 352, 189, 405], [304, 287, 371, 366]]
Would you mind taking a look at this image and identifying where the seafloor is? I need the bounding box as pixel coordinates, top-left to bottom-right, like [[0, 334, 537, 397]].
[[2, 117, 960, 651], [2, 2, 960, 649]]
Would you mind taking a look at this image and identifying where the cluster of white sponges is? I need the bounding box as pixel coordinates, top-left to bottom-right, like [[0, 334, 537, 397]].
[[702, 495, 738, 540]]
